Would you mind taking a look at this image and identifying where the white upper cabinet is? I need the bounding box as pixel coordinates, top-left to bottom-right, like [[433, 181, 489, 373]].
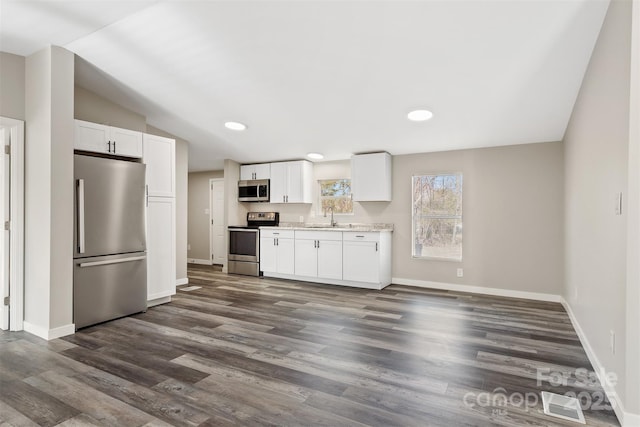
[[240, 163, 270, 180], [143, 133, 176, 198], [351, 152, 392, 201], [74, 119, 143, 158], [270, 160, 313, 203]]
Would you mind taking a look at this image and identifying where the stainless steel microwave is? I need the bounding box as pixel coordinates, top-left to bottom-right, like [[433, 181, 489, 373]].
[[238, 179, 270, 202]]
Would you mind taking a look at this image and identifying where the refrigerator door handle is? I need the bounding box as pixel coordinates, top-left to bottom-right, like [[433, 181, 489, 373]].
[[77, 179, 86, 254], [79, 255, 146, 268]]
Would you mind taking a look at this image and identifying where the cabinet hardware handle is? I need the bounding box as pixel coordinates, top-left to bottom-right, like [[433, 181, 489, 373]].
[[355, 235, 365, 238], [317, 240, 320, 249], [276, 238, 279, 246], [77, 179, 85, 253], [283, 195, 285, 203], [273, 232, 279, 235], [375, 242, 378, 252], [107, 141, 111, 152], [113, 140, 116, 153], [80, 255, 146, 268]]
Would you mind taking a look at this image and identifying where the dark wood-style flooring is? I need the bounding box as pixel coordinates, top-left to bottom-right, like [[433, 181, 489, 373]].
[[0, 264, 621, 426]]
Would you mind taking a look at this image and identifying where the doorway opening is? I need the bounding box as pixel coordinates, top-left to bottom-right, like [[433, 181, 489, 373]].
[[209, 178, 225, 268], [0, 116, 25, 332]]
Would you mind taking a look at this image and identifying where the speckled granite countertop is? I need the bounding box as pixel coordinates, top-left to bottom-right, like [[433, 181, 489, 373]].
[[260, 223, 394, 232]]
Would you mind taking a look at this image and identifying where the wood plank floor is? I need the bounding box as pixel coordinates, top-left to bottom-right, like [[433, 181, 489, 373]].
[[0, 264, 621, 426]]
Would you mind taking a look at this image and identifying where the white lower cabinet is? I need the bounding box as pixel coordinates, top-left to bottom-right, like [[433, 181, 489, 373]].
[[260, 229, 294, 274], [343, 236, 380, 283], [294, 231, 343, 280], [146, 197, 176, 303], [260, 227, 392, 289]]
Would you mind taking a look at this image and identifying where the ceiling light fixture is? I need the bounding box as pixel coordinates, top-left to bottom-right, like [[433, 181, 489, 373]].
[[307, 152, 324, 160], [224, 121, 247, 131], [407, 109, 433, 121]]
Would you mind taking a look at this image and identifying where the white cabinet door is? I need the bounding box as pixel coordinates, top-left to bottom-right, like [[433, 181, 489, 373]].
[[260, 237, 277, 273], [254, 163, 271, 180], [75, 120, 143, 158], [143, 133, 175, 197], [351, 152, 392, 201], [277, 238, 295, 274], [317, 239, 342, 280], [270, 162, 287, 203], [294, 239, 317, 277], [75, 120, 109, 153], [111, 127, 143, 158], [270, 161, 312, 203], [343, 240, 379, 283], [147, 197, 176, 301], [240, 163, 271, 180]]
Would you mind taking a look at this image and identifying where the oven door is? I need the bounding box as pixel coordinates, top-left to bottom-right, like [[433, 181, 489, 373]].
[[228, 228, 259, 262]]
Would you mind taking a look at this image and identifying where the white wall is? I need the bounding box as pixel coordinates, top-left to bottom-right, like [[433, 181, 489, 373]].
[[563, 0, 638, 422], [0, 52, 25, 121], [625, 0, 640, 420], [24, 46, 75, 338]]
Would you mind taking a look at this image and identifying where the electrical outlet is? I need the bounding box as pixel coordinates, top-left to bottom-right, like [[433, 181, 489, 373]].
[[610, 330, 616, 355], [187, 244, 191, 251], [299, 216, 304, 223], [457, 268, 464, 278]]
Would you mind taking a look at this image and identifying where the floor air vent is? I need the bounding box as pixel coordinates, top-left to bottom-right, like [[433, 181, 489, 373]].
[[541, 391, 585, 424]]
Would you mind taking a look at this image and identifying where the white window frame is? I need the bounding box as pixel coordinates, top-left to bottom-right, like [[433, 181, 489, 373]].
[[318, 178, 353, 216], [411, 172, 463, 262]]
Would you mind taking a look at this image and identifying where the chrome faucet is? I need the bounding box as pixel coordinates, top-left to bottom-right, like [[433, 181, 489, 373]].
[[324, 206, 337, 227]]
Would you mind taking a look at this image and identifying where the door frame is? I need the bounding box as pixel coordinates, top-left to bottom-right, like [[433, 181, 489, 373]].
[[209, 178, 225, 266], [0, 117, 25, 331]]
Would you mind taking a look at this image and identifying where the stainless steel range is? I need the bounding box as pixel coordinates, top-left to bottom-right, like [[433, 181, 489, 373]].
[[228, 212, 279, 276]]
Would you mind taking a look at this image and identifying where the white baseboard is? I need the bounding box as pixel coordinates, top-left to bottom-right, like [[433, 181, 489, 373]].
[[176, 278, 189, 286], [391, 277, 563, 303], [562, 300, 638, 426], [188, 258, 212, 265], [23, 321, 75, 340]]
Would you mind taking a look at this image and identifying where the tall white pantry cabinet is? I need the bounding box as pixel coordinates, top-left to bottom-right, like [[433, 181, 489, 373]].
[[143, 133, 176, 306]]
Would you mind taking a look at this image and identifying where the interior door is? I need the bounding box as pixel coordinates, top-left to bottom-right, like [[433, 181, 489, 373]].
[[210, 179, 225, 265], [0, 128, 8, 330]]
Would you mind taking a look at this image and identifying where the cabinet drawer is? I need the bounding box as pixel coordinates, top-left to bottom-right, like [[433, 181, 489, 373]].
[[261, 229, 295, 239], [343, 232, 380, 242], [295, 230, 342, 241]]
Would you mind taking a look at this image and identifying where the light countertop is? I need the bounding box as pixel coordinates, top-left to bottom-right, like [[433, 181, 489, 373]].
[[260, 223, 394, 232]]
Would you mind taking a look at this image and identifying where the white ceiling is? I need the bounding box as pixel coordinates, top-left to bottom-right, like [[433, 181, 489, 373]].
[[1, 1, 610, 171]]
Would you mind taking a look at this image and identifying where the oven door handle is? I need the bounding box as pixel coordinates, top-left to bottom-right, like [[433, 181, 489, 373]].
[[228, 228, 259, 232]]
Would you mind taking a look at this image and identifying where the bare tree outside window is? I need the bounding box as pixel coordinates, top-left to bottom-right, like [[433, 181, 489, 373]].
[[319, 179, 353, 214], [412, 174, 463, 260]]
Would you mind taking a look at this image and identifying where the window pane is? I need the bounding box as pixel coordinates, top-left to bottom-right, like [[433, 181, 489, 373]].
[[413, 218, 462, 260], [319, 179, 352, 214], [412, 173, 462, 260]]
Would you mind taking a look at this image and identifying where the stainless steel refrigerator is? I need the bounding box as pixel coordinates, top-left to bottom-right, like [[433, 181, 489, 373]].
[[73, 154, 147, 329]]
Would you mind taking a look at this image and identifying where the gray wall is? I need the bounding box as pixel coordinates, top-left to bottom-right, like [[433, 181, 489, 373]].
[[0, 52, 25, 120], [188, 170, 223, 262], [75, 85, 146, 131], [24, 46, 75, 333], [147, 125, 189, 282], [247, 141, 565, 295], [563, 0, 637, 417]]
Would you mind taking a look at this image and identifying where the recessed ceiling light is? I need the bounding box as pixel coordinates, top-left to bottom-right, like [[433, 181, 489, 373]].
[[224, 121, 247, 131], [307, 152, 324, 160], [407, 110, 433, 121]]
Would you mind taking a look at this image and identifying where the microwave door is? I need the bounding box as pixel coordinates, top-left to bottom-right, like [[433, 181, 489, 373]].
[[238, 184, 258, 200]]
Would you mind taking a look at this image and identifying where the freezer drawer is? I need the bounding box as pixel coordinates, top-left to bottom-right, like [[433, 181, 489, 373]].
[[74, 252, 147, 329]]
